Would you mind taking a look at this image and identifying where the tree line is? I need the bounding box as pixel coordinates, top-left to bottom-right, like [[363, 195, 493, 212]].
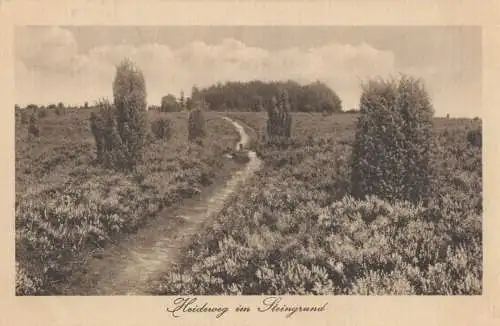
[[193, 80, 343, 113], [155, 80, 343, 114]]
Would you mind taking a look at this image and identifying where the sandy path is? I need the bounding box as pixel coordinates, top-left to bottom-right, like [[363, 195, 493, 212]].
[[62, 116, 261, 295]]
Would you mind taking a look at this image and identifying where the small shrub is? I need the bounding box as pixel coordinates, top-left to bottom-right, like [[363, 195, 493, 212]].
[[188, 107, 206, 141], [20, 110, 29, 125], [16, 262, 41, 295], [55, 106, 66, 116], [467, 127, 482, 148], [90, 100, 126, 169], [28, 113, 40, 137], [151, 118, 171, 140], [37, 108, 47, 118]]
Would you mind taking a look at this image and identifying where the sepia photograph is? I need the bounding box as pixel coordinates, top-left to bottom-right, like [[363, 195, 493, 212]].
[[14, 25, 483, 296]]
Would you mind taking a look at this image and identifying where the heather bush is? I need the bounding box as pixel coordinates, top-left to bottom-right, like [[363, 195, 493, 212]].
[[16, 262, 41, 295], [151, 117, 171, 140], [89, 99, 126, 169], [55, 105, 66, 116], [153, 191, 481, 295], [28, 113, 40, 137], [20, 110, 29, 125], [188, 107, 206, 141], [266, 89, 292, 139], [467, 127, 482, 148], [37, 108, 47, 118], [351, 75, 435, 204]]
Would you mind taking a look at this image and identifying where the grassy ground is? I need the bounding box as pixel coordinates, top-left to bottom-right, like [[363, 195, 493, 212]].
[[152, 112, 482, 295], [15, 108, 239, 295]]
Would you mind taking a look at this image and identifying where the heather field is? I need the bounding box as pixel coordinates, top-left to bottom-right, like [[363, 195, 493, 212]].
[[15, 108, 240, 295], [152, 112, 483, 295], [13, 25, 487, 303]]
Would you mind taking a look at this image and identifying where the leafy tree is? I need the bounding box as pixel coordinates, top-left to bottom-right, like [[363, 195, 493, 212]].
[[351, 75, 435, 204], [161, 94, 179, 112], [302, 81, 342, 113]]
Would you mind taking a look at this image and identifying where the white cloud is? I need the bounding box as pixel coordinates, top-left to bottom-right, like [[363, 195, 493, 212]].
[[16, 27, 477, 116]]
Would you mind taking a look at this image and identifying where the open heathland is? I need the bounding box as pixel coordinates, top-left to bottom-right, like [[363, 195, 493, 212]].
[[15, 108, 240, 295], [151, 112, 482, 295]]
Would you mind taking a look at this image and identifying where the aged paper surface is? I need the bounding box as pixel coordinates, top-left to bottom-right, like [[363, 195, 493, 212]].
[[1, 0, 499, 325]]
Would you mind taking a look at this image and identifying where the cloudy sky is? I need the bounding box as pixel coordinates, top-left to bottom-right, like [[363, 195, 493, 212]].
[[15, 26, 481, 117]]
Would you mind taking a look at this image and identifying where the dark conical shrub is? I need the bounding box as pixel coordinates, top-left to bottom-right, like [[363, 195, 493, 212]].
[[90, 99, 126, 169], [28, 113, 40, 137], [266, 89, 292, 139], [37, 108, 47, 118], [151, 118, 171, 140], [467, 127, 482, 148], [20, 110, 29, 125], [351, 75, 435, 204], [112, 58, 149, 169], [188, 106, 206, 142], [90, 58, 149, 171]]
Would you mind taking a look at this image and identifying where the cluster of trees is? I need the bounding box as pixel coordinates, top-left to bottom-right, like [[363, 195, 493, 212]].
[[90, 58, 150, 171], [90, 59, 207, 171], [193, 80, 342, 113], [17, 101, 90, 111], [157, 89, 208, 113], [266, 75, 465, 206]]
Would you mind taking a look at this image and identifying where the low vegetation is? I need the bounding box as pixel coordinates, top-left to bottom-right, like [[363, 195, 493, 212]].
[[15, 58, 240, 295], [16, 70, 482, 296], [152, 77, 482, 295], [15, 108, 239, 295]]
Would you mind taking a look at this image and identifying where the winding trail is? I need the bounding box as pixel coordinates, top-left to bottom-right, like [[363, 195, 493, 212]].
[[62, 116, 261, 295]]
